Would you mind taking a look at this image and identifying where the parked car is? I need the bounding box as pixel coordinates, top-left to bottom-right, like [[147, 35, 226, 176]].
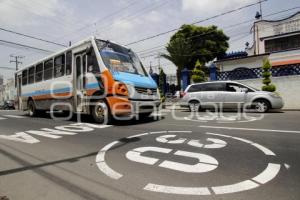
[[180, 81, 284, 113], [3, 100, 15, 110]]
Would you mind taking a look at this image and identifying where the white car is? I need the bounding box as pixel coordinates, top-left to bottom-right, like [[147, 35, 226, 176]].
[[180, 81, 284, 113]]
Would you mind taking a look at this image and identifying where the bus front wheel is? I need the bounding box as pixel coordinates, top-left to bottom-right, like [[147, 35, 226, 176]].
[[91, 100, 111, 124]]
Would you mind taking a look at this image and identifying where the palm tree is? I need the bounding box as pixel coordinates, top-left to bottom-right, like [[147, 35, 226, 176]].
[[161, 37, 192, 89]]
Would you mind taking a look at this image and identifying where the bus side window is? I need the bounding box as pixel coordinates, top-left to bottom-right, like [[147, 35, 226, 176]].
[[35, 63, 43, 82], [87, 49, 100, 73], [28, 66, 35, 84], [66, 51, 72, 75], [44, 58, 54, 80], [22, 69, 28, 86], [54, 54, 65, 78]]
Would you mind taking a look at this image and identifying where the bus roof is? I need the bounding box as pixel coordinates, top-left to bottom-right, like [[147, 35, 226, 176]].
[[15, 36, 128, 74]]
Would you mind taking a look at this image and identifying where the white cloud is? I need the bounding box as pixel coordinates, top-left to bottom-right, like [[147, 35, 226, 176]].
[[0, 0, 63, 26], [182, 0, 254, 14]]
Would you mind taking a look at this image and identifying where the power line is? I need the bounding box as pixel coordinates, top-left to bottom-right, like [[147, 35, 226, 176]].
[[0, 40, 54, 53], [137, 6, 300, 56], [54, 0, 141, 42], [124, 0, 268, 46], [0, 27, 67, 47], [96, 0, 171, 38], [0, 67, 16, 71]]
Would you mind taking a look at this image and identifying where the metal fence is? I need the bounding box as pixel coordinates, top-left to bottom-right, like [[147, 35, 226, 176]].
[[217, 64, 300, 80]]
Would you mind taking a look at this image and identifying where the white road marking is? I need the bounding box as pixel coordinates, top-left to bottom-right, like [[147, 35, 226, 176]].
[[206, 133, 276, 156], [251, 143, 276, 156], [156, 135, 186, 144], [149, 131, 167, 135], [0, 132, 40, 144], [212, 180, 259, 195], [96, 162, 123, 180], [187, 138, 227, 149], [26, 128, 77, 139], [204, 138, 227, 149], [284, 163, 290, 169], [0, 123, 112, 144], [96, 141, 123, 180], [144, 184, 211, 195], [159, 151, 218, 173], [96, 131, 281, 196], [127, 132, 149, 139], [3, 115, 27, 119], [126, 147, 172, 165], [252, 163, 281, 184], [55, 125, 94, 132], [0, 117, 7, 120], [200, 125, 300, 134]]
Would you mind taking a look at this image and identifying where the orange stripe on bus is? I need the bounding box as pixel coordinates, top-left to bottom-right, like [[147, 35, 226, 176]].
[[32, 92, 72, 100]]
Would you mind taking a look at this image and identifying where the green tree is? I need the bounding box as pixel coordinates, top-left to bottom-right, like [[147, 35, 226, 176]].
[[162, 24, 229, 88], [261, 59, 276, 92], [192, 59, 207, 83]]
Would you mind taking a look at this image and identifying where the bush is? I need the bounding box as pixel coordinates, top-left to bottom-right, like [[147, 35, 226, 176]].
[[261, 59, 276, 92], [192, 59, 207, 83], [262, 84, 276, 92]]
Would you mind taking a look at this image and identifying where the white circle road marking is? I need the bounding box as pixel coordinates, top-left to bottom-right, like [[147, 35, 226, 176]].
[[95, 131, 281, 196]]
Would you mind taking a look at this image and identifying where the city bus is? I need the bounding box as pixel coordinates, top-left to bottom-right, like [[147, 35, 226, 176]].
[[15, 37, 160, 123]]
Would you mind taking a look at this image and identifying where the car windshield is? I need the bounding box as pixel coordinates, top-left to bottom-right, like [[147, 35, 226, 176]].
[[97, 40, 147, 76]]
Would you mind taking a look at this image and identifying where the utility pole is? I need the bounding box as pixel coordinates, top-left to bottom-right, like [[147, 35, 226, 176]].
[[259, 0, 263, 19], [10, 55, 24, 71], [155, 53, 161, 72]]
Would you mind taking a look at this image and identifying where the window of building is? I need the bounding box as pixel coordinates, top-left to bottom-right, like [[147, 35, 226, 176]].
[[265, 34, 300, 53], [22, 70, 28, 86], [44, 59, 53, 80], [28, 66, 35, 84], [66, 51, 72, 75], [35, 63, 43, 82], [54, 54, 65, 78]]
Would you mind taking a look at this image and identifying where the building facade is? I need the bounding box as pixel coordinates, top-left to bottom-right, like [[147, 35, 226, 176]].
[[215, 11, 300, 80], [0, 78, 16, 105], [213, 12, 300, 109]]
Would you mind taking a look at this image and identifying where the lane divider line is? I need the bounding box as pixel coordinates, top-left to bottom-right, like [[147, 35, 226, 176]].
[[2, 115, 27, 119], [200, 125, 300, 134]]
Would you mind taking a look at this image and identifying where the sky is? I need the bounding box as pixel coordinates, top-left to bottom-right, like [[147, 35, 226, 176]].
[[0, 0, 299, 80]]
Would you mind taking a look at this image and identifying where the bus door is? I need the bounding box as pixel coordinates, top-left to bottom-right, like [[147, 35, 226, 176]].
[[17, 74, 22, 110], [74, 53, 87, 112]]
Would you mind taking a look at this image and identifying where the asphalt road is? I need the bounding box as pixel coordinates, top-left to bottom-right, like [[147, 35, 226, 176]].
[[0, 109, 299, 200]]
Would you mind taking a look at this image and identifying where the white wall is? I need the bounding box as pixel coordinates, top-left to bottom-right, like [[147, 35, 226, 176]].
[[238, 75, 300, 109], [216, 55, 269, 72]]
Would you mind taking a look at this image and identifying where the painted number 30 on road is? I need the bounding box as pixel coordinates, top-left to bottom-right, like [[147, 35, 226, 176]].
[[126, 135, 226, 173], [96, 131, 282, 196]]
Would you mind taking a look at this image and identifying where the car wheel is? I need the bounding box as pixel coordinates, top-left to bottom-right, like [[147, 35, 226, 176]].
[[91, 100, 111, 124], [189, 101, 200, 112], [254, 99, 270, 113]]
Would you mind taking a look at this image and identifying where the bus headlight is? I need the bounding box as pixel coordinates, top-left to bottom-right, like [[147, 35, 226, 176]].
[[114, 82, 129, 96]]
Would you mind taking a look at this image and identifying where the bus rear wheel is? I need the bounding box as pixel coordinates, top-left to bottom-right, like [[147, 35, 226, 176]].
[[28, 100, 37, 117], [91, 100, 111, 124]]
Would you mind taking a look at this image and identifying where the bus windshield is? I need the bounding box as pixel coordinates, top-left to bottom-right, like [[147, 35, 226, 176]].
[[97, 40, 147, 76]]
